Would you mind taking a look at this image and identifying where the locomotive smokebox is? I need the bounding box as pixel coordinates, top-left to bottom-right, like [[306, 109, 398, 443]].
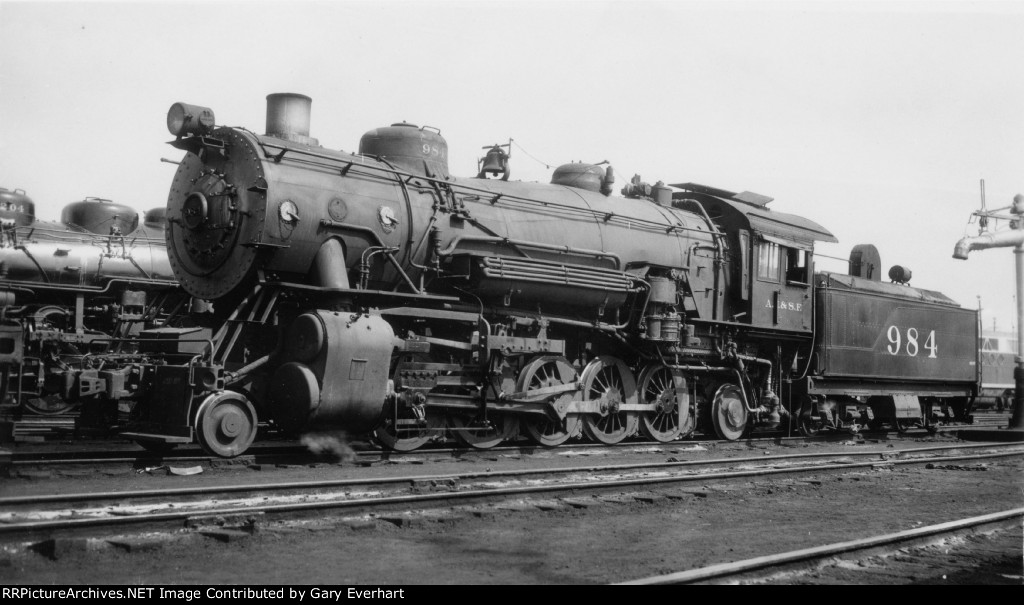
[[265, 93, 318, 146]]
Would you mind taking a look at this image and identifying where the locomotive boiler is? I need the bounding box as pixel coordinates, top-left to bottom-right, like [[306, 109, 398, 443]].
[[0, 192, 181, 417], [105, 93, 976, 457]]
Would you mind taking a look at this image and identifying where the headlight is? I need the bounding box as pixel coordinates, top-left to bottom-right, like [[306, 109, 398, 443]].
[[167, 102, 215, 137]]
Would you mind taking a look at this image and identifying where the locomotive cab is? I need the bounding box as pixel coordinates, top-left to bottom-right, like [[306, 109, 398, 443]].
[[670, 183, 836, 332]]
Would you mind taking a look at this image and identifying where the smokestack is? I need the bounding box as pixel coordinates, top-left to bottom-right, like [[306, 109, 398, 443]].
[[265, 93, 318, 146]]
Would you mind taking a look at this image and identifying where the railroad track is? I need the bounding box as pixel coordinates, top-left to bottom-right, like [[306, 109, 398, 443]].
[[5, 420, 1000, 469], [619, 508, 1024, 584], [3, 442, 1021, 542], [0, 434, 807, 469]]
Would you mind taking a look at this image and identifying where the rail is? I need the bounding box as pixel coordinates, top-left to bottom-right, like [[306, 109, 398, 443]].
[[619, 507, 1024, 584]]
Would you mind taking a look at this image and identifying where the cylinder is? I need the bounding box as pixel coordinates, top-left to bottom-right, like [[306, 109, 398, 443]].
[[265, 93, 316, 145], [269, 312, 394, 434], [284, 313, 326, 363]]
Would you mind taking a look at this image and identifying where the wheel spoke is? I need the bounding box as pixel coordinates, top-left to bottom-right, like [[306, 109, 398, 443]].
[[520, 356, 581, 447], [637, 365, 686, 443], [581, 357, 638, 445]]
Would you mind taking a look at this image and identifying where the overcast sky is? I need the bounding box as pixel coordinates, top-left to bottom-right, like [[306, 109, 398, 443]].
[[2, 0, 1022, 330]]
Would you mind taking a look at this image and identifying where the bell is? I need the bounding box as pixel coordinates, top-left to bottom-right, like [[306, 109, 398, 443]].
[[478, 146, 509, 180]]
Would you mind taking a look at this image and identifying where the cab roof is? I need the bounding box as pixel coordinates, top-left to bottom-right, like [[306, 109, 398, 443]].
[[671, 182, 838, 248]]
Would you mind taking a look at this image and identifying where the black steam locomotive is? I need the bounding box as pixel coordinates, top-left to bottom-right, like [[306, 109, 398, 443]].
[[0, 189, 182, 420], [59, 93, 975, 457]]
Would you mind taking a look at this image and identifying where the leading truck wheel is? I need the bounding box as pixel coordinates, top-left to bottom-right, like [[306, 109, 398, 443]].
[[194, 391, 258, 458]]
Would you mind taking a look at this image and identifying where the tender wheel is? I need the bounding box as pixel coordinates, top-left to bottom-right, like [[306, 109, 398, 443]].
[[580, 356, 639, 445], [710, 383, 748, 441], [797, 402, 825, 437], [637, 364, 686, 443], [518, 356, 583, 447], [449, 413, 519, 450], [895, 418, 919, 433], [374, 411, 444, 452], [798, 413, 823, 437], [194, 391, 258, 458]]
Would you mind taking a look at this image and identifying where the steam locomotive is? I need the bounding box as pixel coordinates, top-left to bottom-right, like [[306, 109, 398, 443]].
[[58, 93, 976, 457], [0, 188, 181, 419]]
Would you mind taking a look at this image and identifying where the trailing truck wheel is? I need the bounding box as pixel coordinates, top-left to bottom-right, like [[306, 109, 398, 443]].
[[710, 383, 748, 441], [194, 391, 258, 458]]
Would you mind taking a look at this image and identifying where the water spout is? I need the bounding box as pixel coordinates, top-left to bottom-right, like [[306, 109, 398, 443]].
[[952, 229, 1024, 259]]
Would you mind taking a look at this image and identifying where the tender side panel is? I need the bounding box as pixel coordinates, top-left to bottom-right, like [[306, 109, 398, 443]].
[[816, 286, 977, 383]]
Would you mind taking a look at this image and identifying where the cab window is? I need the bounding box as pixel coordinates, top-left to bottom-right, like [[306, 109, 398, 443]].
[[757, 241, 780, 281], [786, 248, 809, 284]]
